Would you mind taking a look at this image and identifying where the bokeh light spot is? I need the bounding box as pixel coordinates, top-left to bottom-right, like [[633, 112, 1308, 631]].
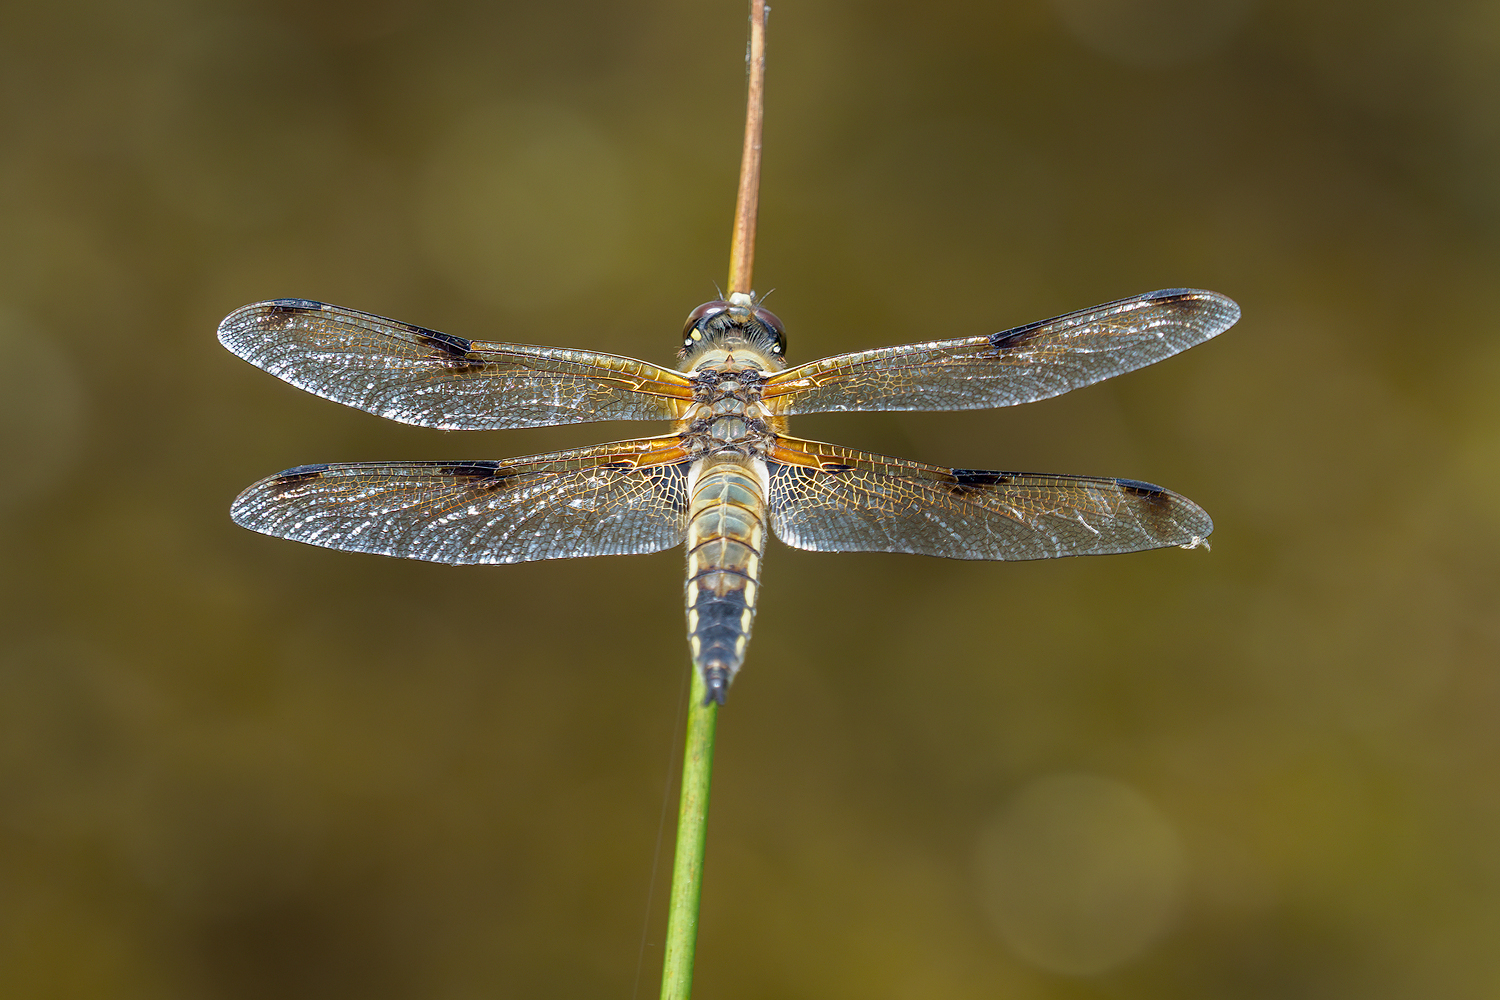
[[974, 773, 1185, 975]]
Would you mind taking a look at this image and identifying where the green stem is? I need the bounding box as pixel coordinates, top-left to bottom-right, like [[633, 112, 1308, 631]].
[[659, 668, 719, 1000]]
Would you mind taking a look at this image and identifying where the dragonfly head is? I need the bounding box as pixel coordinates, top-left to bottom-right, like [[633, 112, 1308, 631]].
[[680, 292, 787, 367]]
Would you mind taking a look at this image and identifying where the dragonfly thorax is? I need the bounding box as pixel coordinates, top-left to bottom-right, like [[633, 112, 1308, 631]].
[[680, 370, 778, 456]]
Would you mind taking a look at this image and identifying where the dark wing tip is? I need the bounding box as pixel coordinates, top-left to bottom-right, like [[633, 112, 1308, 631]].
[[989, 287, 1241, 351], [1112, 476, 1215, 549], [244, 463, 334, 504], [228, 466, 315, 531], [1142, 287, 1241, 327], [217, 298, 327, 353]]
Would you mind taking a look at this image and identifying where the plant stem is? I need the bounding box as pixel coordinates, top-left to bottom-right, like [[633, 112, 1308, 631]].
[[727, 0, 768, 296], [658, 667, 719, 1000], [659, 5, 764, 996]]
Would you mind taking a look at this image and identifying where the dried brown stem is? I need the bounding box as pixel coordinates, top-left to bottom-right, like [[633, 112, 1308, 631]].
[[726, 0, 767, 296]]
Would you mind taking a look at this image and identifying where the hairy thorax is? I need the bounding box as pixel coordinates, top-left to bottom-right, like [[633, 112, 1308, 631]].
[[677, 351, 787, 459]]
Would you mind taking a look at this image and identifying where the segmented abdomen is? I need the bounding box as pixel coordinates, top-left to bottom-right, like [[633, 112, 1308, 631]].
[[685, 457, 768, 704]]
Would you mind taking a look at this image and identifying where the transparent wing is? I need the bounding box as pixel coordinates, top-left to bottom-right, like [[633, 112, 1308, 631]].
[[218, 299, 694, 430], [766, 437, 1211, 560], [764, 288, 1238, 415], [231, 437, 693, 564]]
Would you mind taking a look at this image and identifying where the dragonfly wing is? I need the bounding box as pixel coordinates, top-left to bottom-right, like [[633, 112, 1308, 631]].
[[766, 437, 1212, 560], [232, 437, 692, 564], [219, 299, 694, 430], [764, 288, 1238, 415]]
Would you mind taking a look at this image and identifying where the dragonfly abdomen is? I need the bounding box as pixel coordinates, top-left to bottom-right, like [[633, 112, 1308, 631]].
[[685, 457, 769, 705]]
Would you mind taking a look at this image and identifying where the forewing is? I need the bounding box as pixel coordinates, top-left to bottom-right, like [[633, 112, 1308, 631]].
[[232, 437, 692, 564], [218, 299, 693, 430], [765, 288, 1238, 415], [766, 438, 1212, 560]]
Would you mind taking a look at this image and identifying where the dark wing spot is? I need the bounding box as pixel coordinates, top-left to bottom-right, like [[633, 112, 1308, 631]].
[[1115, 479, 1176, 525], [988, 318, 1048, 351], [417, 329, 475, 359], [277, 463, 332, 478], [266, 463, 332, 496], [265, 298, 324, 313], [438, 461, 508, 480], [1115, 478, 1168, 498], [1133, 289, 1201, 321], [989, 288, 1205, 351], [775, 460, 853, 478], [950, 468, 1018, 493]]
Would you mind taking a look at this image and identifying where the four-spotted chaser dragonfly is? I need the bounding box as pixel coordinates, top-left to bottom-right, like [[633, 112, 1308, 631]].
[[220, 288, 1238, 703]]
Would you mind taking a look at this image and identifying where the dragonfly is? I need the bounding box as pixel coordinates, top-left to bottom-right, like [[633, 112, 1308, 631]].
[[220, 287, 1238, 703]]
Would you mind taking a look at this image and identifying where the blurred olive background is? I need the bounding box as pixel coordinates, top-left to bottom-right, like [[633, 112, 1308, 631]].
[[3, 0, 1499, 997]]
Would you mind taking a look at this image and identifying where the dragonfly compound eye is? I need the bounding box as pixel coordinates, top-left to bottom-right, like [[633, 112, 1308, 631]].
[[752, 305, 787, 356], [682, 301, 731, 346]]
